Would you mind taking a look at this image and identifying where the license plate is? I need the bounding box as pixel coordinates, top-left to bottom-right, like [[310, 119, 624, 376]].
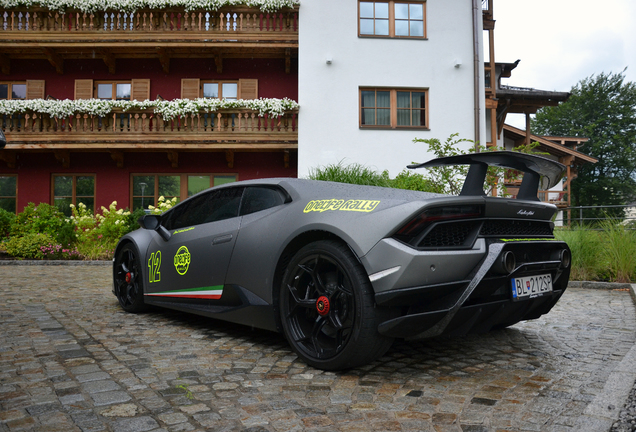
[[511, 274, 553, 300]]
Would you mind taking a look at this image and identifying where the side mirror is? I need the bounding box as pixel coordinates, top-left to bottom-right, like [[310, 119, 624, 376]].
[[0, 128, 6, 149], [138, 214, 171, 241]]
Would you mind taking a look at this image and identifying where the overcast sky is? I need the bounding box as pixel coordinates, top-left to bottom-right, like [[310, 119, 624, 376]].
[[493, 1, 636, 127]]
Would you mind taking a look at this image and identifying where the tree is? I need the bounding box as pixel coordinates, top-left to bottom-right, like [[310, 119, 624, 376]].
[[532, 71, 636, 221]]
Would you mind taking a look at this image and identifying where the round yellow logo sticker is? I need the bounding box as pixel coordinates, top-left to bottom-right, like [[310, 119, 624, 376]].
[[173, 246, 191, 275]]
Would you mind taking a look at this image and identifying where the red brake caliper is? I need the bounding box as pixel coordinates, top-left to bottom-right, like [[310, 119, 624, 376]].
[[316, 296, 330, 316], [125, 272, 132, 284]]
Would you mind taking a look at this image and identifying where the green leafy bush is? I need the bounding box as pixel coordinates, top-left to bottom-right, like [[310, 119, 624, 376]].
[[0, 208, 15, 238], [5, 233, 56, 259], [10, 203, 74, 246], [308, 161, 391, 187], [389, 170, 438, 193]]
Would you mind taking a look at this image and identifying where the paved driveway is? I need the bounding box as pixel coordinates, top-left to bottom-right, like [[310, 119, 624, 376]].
[[1, 265, 635, 431]]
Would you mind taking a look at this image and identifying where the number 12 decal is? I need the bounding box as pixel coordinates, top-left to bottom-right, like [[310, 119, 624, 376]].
[[148, 251, 162, 283]]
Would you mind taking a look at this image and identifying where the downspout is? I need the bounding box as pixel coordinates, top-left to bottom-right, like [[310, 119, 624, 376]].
[[472, 0, 482, 152]]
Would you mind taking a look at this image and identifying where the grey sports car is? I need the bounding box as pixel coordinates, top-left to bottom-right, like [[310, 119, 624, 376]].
[[113, 151, 571, 370]]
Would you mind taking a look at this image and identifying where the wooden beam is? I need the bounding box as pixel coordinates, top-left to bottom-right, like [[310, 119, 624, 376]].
[[0, 53, 10, 75], [54, 149, 70, 168], [0, 150, 16, 168], [167, 151, 178, 168], [101, 49, 116, 74], [157, 47, 170, 73], [43, 48, 63, 74], [215, 52, 223, 74], [225, 149, 234, 168], [110, 150, 124, 168]]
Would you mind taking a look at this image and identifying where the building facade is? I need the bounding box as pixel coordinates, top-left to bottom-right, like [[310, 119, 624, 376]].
[[0, 0, 593, 217]]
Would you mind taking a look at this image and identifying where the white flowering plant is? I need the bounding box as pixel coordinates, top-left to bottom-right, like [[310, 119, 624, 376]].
[[147, 196, 177, 215], [0, 97, 299, 121], [0, 0, 299, 13], [69, 200, 132, 259]]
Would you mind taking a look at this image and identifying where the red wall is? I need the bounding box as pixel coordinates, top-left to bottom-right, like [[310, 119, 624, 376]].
[[7, 151, 298, 212], [5, 57, 298, 100]]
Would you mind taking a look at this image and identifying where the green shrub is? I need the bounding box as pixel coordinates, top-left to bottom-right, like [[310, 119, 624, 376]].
[[389, 169, 439, 193], [126, 208, 146, 233], [308, 162, 391, 187], [597, 220, 636, 283], [0, 208, 15, 238], [10, 203, 74, 246], [5, 233, 56, 259]]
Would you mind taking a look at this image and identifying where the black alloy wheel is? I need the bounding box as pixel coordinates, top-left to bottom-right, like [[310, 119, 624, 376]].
[[280, 240, 394, 370], [114, 243, 149, 313]]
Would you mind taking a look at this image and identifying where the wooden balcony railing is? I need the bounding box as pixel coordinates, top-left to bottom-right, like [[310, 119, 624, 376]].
[[0, 6, 298, 36], [2, 108, 298, 149]]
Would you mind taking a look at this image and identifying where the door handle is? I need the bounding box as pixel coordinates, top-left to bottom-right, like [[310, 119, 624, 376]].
[[212, 234, 233, 245]]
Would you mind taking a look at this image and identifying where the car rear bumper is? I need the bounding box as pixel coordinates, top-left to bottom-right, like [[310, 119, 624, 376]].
[[368, 239, 570, 339]]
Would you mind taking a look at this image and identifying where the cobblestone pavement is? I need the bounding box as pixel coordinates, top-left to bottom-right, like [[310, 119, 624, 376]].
[[1, 265, 636, 432]]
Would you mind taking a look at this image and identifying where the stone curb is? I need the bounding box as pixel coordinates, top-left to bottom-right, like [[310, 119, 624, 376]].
[[0, 259, 111, 265], [575, 283, 636, 431], [568, 281, 633, 290]]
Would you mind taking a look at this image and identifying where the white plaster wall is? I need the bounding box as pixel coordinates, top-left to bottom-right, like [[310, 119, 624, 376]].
[[298, 0, 484, 178]]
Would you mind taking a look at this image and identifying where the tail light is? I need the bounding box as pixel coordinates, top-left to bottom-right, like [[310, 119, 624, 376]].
[[394, 204, 484, 241]]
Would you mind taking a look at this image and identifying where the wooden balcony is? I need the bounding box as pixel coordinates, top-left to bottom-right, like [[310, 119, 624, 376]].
[[1, 108, 298, 168], [0, 5, 298, 73]]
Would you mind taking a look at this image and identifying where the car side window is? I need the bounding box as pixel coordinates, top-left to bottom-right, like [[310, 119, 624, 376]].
[[240, 186, 286, 216], [163, 187, 244, 231]]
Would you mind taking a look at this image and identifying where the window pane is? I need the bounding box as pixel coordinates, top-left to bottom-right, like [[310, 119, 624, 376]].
[[360, 2, 374, 18], [188, 175, 211, 196], [362, 108, 375, 125], [410, 3, 424, 20], [377, 109, 390, 125], [397, 109, 410, 126], [395, 20, 409, 36], [375, 19, 389, 35], [0, 176, 16, 197], [97, 84, 112, 99], [410, 20, 424, 37], [241, 187, 284, 216], [12, 84, 26, 100], [360, 19, 374, 35], [222, 83, 238, 100], [158, 176, 180, 197], [133, 197, 154, 211], [412, 110, 425, 126], [395, 3, 409, 19], [54, 197, 72, 216], [361, 91, 376, 108], [0, 198, 15, 213], [412, 92, 425, 109], [133, 176, 154, 196], [76, 176, 94, 197], [376, 91, 390, 108], [116, 83, 131, 100], [203, 83, 219, 98], [0, 84, 8, 99], [54, 176, 72, 196], [213, 176, 236, 186], [375, 2, 389, 18], [397, 92, 410, 108]]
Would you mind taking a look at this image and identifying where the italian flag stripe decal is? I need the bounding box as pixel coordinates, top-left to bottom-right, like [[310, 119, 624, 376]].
[[145, 286, 223, 300]]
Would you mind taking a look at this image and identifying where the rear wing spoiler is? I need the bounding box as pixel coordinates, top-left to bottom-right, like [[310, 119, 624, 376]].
[[407, 151, 566, 201]]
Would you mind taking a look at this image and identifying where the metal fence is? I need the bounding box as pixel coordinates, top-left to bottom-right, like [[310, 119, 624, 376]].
[[558, 204, 636, 227]]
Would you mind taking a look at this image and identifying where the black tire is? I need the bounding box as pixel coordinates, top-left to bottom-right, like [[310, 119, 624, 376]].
[[280, 240, 394, 370], [114, 243, 149, 313]]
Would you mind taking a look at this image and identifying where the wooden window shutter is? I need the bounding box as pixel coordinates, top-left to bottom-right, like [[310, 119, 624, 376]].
[[238, 79, 258, 99], [181, 79, 200, 99], [26, 80, 45, 99], [74, 79, 94, 99], [131, 79, 150, 101]]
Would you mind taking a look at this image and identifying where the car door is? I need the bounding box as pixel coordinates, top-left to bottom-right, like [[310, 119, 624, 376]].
[[144, 187, 244, 304]]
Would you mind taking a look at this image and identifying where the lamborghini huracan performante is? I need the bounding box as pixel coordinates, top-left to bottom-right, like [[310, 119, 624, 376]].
[[113, 152, 571, 370]]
